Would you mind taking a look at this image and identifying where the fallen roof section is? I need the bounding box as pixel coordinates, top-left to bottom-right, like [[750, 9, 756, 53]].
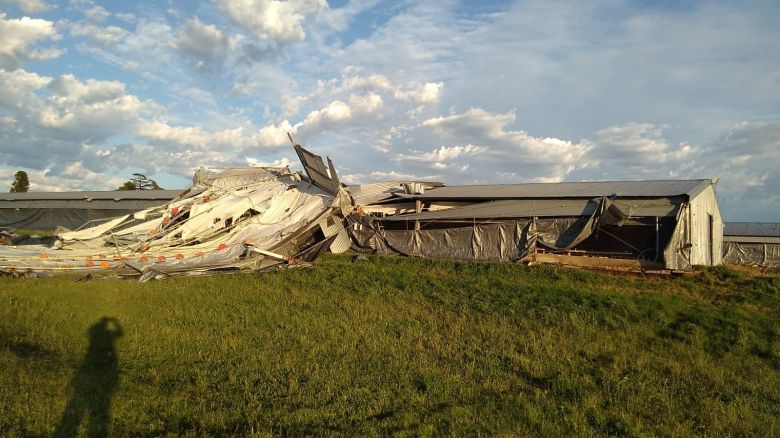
[[0, 144, 353, 281]]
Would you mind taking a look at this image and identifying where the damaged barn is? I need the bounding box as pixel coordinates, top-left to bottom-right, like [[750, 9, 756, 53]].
[[1, 139, 725, 278], [347, 179, 723, 271]]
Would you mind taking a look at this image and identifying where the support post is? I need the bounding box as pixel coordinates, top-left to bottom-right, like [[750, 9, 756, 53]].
[[655, 217, 660, 262], [414, 199, 422, 231]]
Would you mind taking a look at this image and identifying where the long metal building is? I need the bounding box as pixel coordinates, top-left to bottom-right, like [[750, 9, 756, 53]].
[[723, 222, 780, 268], [348, 179, 723, 270], [0, 190, 180, 230]]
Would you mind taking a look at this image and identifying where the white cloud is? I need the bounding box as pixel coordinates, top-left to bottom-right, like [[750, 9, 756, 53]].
[[115, 12, 134, 23], [0, 12, 61, 69], [314, 0, 378, 33], [0, 70, 156, 175], [136, 120, 255, 150], [245, 156, 292, 167], [69, 23, 128, 46], [347, 92, 383, 114], [254, 119, 296, 148], [421, 108, 589, 173], [0, 68, 50, 108], [576, 123, 697, 179], [299, 100, 351, 129], [217, 0, 327, 44], [341, 170, 440, 185], [395, 144, 486, 164], [0, 0, 54, 14], [394, 82, 443, 104], [83, 4, 109, 23], [40, 74, 148, 135], [175, 18, 230, 65]]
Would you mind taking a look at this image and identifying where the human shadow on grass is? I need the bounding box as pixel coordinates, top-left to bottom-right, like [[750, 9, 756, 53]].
[[53, 317, 123, 438]]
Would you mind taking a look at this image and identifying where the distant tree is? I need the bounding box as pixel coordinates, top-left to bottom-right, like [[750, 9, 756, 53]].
[[117, 181, 137, 191], [117, 173, 163, 190], [10, 170, 30, 193]]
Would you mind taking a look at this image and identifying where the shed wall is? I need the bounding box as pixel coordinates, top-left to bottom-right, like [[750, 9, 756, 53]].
[[687, 184, 723, 266], [723, 241, 780, 267]]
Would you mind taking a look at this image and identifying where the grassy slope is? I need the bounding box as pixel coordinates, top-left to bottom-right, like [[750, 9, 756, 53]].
[[1, 255, 778, 436]]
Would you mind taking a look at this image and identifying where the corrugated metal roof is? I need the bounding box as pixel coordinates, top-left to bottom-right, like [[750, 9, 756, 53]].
[[0, 190, 182, 202], [380, 198, 680, 221], [407, 179, 713, 200], [346, 182, 405, 206], [347, 181, 443, 205], [724, 222, 780, 237]]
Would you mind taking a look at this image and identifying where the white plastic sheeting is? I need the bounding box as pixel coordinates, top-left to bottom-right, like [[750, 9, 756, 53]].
[[0, 161, 351, 279]]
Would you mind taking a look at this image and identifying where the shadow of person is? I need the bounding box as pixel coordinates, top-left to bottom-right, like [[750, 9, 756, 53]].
[[54, 317, 123, 438]]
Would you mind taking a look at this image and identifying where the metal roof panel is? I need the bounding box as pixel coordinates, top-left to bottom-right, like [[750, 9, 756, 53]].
[[411, 179, 712, 200], [0, 190, 183, 202], [724, 222, 780, 237]]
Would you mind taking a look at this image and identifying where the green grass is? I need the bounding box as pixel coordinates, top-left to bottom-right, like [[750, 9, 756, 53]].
[[8, 228, 55, 237], [1, 255, 779, 436]]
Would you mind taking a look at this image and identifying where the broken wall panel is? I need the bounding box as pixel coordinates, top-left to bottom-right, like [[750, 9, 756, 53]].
[[723, 241, 780, 268]]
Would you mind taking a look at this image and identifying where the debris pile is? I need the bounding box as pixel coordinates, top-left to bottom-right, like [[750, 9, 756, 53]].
[[0, 143, 352, 280]]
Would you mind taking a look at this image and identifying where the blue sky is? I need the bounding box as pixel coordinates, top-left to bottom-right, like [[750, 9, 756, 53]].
[[0, 0, 778, 220]]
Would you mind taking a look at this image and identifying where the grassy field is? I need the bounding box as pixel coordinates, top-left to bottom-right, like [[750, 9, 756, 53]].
[[1, 255, 779, 436]]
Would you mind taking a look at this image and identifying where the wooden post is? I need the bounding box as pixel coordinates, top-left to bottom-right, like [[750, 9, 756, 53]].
[[414, 200, 422, 231], [655, 216, 660, 262]]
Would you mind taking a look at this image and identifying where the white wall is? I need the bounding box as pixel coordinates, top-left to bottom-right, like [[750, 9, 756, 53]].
[[688, 184, 723, 266]]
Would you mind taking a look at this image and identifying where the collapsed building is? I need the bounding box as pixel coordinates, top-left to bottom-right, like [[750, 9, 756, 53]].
[[1, 140, 727, 278], [347, 179, 724, 271], [723, 222, 780, 268], [0, 144, 351, 280]]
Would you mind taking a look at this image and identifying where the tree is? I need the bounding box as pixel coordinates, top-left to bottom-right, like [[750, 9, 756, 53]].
[[10, 170, 29, 193], [117, 181, 136, 191], [117, 173, 163, 190]]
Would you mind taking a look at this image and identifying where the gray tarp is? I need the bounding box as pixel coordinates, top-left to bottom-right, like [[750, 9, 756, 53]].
[[350, 197, 690, 269], [534, 218, 586, 250], [351, 214, 601, 262], [354, 221, 532, 261], [723, 241, 780, 267], [0, 208, 143, 230]]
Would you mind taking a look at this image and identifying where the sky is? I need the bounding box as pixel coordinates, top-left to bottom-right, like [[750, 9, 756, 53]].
[[0, 0, 778, 221]]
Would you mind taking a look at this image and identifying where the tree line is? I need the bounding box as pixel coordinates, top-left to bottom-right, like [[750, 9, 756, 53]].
[[8, 171, 163, 192]]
